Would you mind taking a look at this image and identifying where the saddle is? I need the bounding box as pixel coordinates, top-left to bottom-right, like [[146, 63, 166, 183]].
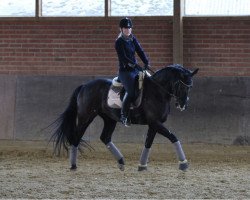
[[107, 71, 149, 109]]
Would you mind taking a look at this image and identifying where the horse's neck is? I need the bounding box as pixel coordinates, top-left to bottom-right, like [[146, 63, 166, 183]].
[[144, 76, 172, 101], [150, 71, 175, 92]]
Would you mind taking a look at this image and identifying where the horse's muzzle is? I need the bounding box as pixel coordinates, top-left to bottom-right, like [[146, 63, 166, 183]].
[[175, 97, 189, 111], [175, 103, 186, 111]]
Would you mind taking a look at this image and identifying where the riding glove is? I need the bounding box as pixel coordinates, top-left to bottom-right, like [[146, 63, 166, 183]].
[[143, 64, 150, 70], [133, 63, 144, 71]]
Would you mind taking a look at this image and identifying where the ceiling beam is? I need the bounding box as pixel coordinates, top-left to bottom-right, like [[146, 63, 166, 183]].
[[173, 0, 184, 65], [35, 0, 42, 19], [105, 0, 111, 17]]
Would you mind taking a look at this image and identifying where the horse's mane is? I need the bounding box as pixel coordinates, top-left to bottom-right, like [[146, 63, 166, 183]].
[[152, 64, 190, 78], [151, 64, 193, 86], [169, 64, 188, 72]]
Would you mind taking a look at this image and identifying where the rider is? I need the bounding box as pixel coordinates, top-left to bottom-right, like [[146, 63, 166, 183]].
[[115, 17, 150, 127]]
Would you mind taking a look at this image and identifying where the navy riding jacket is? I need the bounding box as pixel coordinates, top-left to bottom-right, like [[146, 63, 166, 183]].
[[115, 34, 149, 98]]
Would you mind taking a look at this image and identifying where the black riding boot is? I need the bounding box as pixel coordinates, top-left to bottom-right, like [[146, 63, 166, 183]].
[[121, 93, 132, 127]]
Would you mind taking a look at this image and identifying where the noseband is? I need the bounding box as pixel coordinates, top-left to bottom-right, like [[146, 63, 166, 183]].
[[178, 79, 193, 88], [173, 80, 193, 95], [171, 79, 192, 104]]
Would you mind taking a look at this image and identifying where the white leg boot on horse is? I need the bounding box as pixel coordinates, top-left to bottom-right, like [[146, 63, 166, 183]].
[[138, 147, 150, 171], [173, 141, 189, 171], [106, 142, 125, 171], [70, 145, 78, 170]]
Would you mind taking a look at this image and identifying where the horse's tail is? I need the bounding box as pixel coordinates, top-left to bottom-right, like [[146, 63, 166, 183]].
[[50, 85, 83, 155]]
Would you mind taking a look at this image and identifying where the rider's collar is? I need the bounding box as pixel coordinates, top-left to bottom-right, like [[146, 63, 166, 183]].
[[119, 33, 133, 42]]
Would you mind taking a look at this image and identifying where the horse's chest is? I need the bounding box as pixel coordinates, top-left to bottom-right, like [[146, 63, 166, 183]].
[[159, 104, 170, 121], [145, 101, 170, 122], [161, 106, 170, 121]]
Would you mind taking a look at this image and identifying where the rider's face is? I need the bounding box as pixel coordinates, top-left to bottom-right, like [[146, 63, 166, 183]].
[[121, 27, 132, 37]]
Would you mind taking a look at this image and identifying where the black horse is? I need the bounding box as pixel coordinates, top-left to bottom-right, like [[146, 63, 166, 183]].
[[51, 64, 199, 171]]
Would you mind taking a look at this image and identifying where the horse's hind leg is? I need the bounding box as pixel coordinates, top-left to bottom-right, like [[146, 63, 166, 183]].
[[99, 115, 125, 171], [70, 116, 95, 170]]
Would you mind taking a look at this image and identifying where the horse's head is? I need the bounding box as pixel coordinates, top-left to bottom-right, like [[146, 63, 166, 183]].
[[172, 66, 199, 111], [151, 64, 199, 111]]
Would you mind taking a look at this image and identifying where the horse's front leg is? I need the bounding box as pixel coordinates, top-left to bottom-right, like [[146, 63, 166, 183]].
[[151, 121, 189, 171], [138, 127, 156, 171], [106, 142, 125, 171]]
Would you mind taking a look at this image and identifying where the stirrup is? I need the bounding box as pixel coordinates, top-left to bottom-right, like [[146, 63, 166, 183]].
[[120, 116, 131, 127]]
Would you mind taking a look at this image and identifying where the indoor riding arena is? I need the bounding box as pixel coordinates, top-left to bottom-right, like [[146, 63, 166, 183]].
[[0, 0, 249, 199]]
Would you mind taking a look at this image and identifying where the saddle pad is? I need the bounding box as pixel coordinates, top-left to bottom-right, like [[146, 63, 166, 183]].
[[107, 87, 122, 108], [107, 86, 143, 109], [107, 73, 146, 109]]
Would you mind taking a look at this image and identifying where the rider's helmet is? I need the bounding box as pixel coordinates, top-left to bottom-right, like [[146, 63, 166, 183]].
[[119, 17, 133, 29]]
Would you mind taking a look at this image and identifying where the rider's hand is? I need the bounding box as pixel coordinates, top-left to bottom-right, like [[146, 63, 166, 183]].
[[143, 64, 150, 70], [134, 63, 143, 71]]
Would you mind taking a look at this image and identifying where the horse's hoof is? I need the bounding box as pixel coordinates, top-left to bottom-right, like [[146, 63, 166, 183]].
[[179, 159, 188, 171], [138, 164, 147, 171], [118, 163, 125, 171], [117, 158, 125, 171], [70, 164, 77, 171]]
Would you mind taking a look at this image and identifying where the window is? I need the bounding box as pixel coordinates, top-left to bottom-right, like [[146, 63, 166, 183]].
[[185, 0, 250, 16], [42, 0, 104, 17], [0, 0, 35, 17], [0, 0, 173, 17], [111, 0, 173, 16]]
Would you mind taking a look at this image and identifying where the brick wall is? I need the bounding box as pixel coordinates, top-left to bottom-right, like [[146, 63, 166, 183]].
[[184, 17, 250, 76], [0, 17, 249, 143], [1, 17, 250, 77], [0, 18, 173, 76]]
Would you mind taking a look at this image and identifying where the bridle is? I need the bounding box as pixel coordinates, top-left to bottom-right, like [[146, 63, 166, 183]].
[[144, 68, 193, 99], [174, 80, 193, 95]]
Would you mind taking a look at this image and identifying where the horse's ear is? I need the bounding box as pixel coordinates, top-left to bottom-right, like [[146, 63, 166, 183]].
[[191, 68, 199, 76]]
